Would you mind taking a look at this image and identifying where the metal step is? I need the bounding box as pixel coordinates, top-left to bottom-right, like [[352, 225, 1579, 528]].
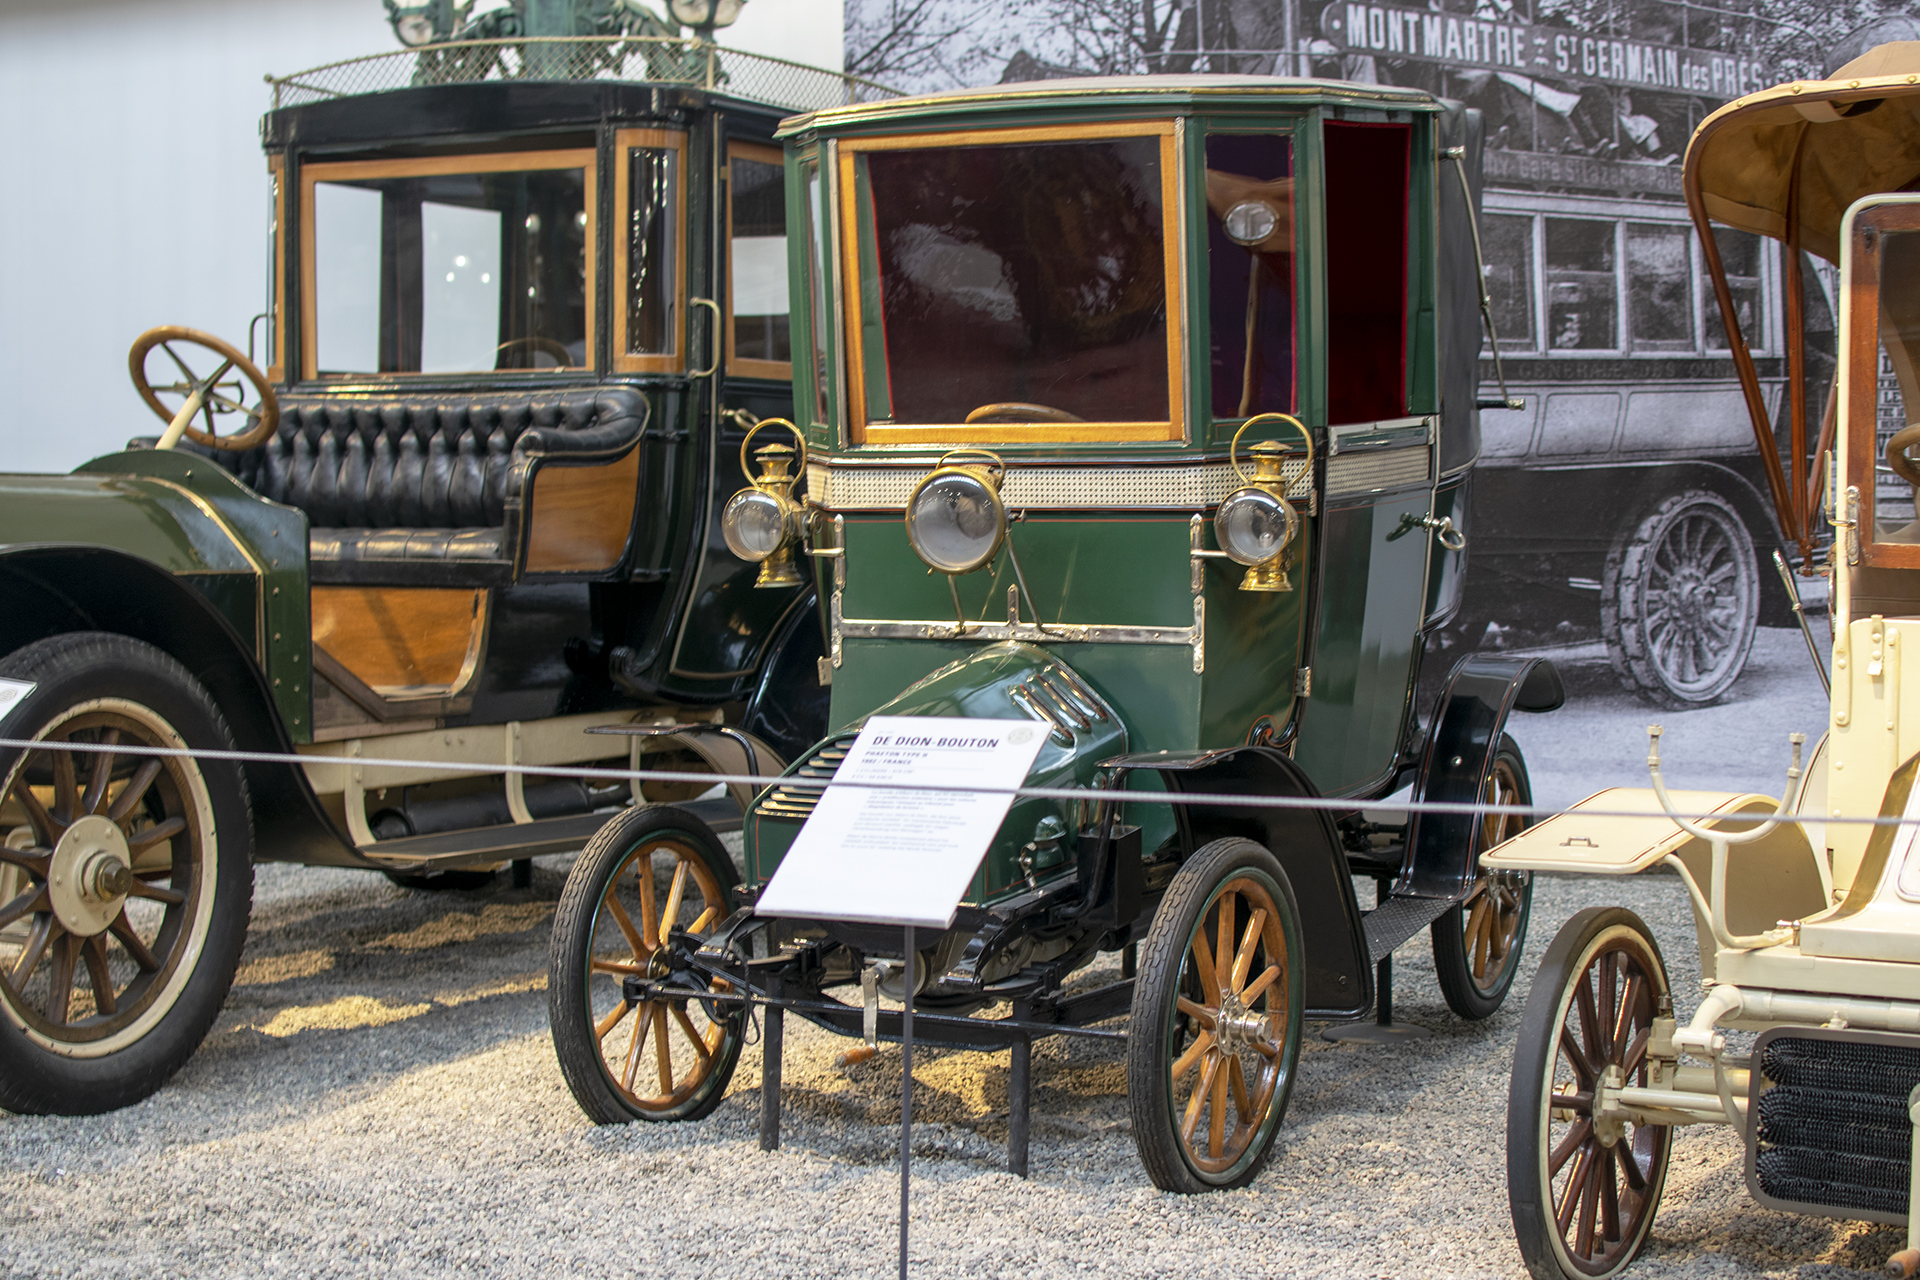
[[1359, 893, 1454, 964], [359, 797, 742, 870]]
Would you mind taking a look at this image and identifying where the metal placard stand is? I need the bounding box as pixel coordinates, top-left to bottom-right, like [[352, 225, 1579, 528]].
[[753, 716, 1046, 1278]]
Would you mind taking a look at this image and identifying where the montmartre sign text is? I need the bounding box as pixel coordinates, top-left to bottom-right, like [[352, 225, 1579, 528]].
[[1320, 2, 1770, 100]]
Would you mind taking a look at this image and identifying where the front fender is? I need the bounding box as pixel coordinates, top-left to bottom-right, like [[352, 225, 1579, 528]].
[[1402, 652, 1563, 898], [743, 642, 1127, 903]]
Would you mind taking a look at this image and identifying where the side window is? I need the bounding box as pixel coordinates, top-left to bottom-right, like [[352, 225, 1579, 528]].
[[1323, 120, 1411, 425], [729, 141, 791, 381], [304, 151, 594, 378], [1204, 133, 1295, 420], [615, 128, 686, 373], [267, 154, 286, 382], [802, 156, 830, 425], [1545, 217, 1618, 351]]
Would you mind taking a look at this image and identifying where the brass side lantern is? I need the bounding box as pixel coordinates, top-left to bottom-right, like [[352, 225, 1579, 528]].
[[721, 418, 807, 588], [1215, 413, 1313, 591]]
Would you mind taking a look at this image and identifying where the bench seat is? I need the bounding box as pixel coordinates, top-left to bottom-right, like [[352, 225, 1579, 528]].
[[149, 387, 649, 587]]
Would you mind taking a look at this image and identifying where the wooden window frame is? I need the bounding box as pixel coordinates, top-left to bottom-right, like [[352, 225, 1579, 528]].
[[298, 148, 598, 381], [613, 128, 688, 375], [268, 152, 287, 383], [1847, 199, 1920, 571], [836, 120, 1186, 446], [728, 140, 795, 382]]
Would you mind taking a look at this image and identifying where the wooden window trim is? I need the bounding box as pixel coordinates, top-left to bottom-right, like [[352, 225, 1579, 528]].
[[728, 140, 794, 383], [298, 148, 598, 381], [268, 153, 287, 383], [613, 128, 688, 375], [835, 120, 1186, 446], [1849, 200, 1920, 571]]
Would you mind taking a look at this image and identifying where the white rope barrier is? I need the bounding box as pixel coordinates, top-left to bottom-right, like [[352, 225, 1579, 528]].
[[0, 734, 1892, 828]]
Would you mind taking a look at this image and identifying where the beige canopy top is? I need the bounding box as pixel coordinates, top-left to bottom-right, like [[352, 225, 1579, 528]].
[[1683, 43, 1920, 559], [1687, 42, 1920, 265]]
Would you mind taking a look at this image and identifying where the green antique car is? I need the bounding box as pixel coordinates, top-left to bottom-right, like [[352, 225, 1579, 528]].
[[546, 72, 1566, 1191], [0, 18, 895, 1116]]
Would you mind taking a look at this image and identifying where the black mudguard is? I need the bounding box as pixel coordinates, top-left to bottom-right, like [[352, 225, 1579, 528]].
[[1111, 746, 1372, 1020], [1400, 652, 1563, 899]]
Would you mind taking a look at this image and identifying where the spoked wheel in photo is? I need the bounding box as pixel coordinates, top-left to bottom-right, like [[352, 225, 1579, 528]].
[[1602, 489, 1759, 707], [1128, 837, 1304, 1193], [548, 805, 742, 1124], [1508, 907, 1672, 1280], [1432, 734, 1535, 1019], [0, 633, 253, 1116]]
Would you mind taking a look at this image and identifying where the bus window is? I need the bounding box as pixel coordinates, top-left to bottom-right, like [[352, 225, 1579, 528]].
[[1545, 217, 1617, 351], [1627, 222, 1693, 350], [1704, 227, 1763, 353], [1482, 212, 1535, 352]]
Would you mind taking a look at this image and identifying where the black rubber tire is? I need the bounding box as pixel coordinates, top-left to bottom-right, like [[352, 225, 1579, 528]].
[[1127, 837, 1304, 1193], [548, 804, 742, 1125], [1508, 907, 1672, 1280], [1432, 734, 1535, 1020], [0, 633, 253, 1116], [1601, 489, 1759, 707]]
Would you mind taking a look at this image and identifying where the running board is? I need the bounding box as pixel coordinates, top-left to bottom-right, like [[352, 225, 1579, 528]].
[[1359, 894, 1454, 964], [358, 797, 742, 870]]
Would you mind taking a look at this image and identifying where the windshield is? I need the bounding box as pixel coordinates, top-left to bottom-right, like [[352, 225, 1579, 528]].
[[845, 126, 1179, 443], [304, 151, 593, 378]]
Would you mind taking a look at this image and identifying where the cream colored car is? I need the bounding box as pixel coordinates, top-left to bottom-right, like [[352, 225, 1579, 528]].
[[1487, 42, 1920, 1280]]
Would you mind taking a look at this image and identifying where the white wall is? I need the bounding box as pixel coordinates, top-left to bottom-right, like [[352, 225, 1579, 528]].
[[0, 0, 842, 472]]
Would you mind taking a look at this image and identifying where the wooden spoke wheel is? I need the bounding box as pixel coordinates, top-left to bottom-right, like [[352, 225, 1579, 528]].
[[1128, 837, 1303, 1193], [0, 634, 252, 1116], [548, 805, 742, 1124], [1433, 734, 1535, 1019], [1508, 907, 1672, 1280]]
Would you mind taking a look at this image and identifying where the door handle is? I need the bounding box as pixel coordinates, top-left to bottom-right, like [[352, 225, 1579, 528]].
[[689, 296, 720, 378]]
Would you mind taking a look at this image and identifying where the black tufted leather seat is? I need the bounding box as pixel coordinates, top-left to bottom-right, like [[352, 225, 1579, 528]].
[[205, 388, 647, 587]]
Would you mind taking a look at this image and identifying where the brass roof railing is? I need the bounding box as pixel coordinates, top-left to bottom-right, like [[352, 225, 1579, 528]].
[[266, 36, 900, 114]]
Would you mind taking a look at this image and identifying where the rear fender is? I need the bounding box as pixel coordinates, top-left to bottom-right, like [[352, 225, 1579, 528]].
[[1109, 745, 1371, 1019], [1401, 652, 1562, 898]]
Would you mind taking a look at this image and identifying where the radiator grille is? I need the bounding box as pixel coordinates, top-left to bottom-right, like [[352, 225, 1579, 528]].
[[1751, 1034, 1920, 1220], [753, 737, 852, 822]]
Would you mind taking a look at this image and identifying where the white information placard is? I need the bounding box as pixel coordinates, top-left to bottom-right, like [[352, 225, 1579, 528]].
[[0, 678, 34, 721], [754, 716, 1047, 929]]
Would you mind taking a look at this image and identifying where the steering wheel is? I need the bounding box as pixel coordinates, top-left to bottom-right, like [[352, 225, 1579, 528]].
[[1890, 424, 1920, 487], [496, 336, 574, 369], [964, 402, 1085, 424], [128, 326, 278, 452]]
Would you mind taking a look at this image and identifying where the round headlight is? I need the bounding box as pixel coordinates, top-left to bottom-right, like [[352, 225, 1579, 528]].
[[906, 469, 1006, 574], [722, 489, 790, 562], [1214, 488, 1298, 566], [1223, 199, 1280, 247]]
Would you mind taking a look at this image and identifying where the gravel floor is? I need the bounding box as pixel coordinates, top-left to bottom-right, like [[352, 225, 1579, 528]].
[[3, 630, 1892, 1280]]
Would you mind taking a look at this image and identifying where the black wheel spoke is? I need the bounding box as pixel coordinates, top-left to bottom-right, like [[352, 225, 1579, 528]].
[[9, 911, 55, 983], [45, 930, 76, 1023], [82, 728, 120, 815], [82, 934, 118, 1017], [108, 912, 162, 972], [108, 759, 163, 824]]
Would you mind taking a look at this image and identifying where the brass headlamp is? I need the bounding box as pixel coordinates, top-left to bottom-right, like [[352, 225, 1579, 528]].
[[1216, 413, 1313, 592], [721, 418, 807, 588], [905, 449, 1008, 576]]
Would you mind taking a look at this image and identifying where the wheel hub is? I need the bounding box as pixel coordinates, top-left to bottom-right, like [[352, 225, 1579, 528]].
[[1213, 993, 1269, 1055], [1667, 568, 1716, 629], [1592, 1063, 1628, 1147], [47, 815, 132, 938]]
